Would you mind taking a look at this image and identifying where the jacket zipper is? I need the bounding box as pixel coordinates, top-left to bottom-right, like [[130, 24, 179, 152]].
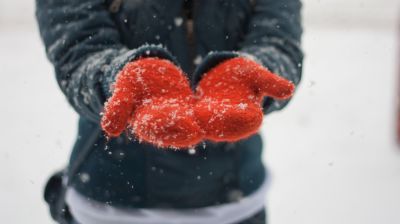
[[183, 0, 197, 76], [109, 0, 123, 13]]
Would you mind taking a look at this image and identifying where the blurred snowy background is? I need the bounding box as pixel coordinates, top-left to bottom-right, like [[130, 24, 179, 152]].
[[1, 0, 400, 223]]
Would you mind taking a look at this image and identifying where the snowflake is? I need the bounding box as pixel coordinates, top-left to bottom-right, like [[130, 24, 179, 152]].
[[237, 103, 248, 110]]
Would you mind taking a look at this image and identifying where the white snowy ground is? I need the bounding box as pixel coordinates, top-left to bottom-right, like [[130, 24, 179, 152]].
[[1, 9, 400, 224]]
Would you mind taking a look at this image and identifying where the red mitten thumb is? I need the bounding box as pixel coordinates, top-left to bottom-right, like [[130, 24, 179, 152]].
[[101, 61, 143, 137], [236, 58, 295, 100]]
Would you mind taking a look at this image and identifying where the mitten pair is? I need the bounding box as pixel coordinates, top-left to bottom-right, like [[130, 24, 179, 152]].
[[101, 57, 294, 149]]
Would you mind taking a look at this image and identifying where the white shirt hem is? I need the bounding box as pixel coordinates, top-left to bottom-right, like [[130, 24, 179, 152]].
[[66, 174, 269, 224]]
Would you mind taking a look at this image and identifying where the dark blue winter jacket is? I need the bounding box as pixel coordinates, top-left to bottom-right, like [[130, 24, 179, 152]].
[[36, 0, 303, 208]]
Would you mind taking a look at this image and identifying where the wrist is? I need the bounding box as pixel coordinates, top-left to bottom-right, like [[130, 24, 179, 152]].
[[102, 45, 178, 99]]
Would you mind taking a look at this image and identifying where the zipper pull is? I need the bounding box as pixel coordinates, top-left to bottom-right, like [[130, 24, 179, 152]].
[[109, 0, 123, 13]]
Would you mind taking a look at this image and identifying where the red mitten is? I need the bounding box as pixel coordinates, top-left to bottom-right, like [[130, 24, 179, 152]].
[[194, 57, 295, 142], [101, 58, 203, 148]]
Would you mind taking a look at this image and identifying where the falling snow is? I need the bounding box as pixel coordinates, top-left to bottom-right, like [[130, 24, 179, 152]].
[[174, 17, 183, 27]]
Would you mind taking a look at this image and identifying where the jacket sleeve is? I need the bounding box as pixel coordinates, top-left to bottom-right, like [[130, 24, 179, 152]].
[[193, 0, 303, 114], [240, 0, 303, 114], [35, 0, 176, 122]]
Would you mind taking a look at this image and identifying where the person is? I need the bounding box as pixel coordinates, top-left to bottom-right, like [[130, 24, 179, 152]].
[[36, 0, 303, 223]]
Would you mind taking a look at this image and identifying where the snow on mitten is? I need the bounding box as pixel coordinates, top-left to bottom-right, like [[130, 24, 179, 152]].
[[194, 57, 295, 142], [101, 58, 203, 148]]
